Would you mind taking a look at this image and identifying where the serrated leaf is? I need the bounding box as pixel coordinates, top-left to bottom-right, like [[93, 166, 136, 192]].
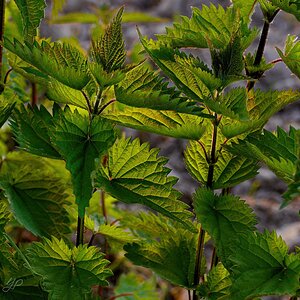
[[185, 125, 259, 188], [115, 272, 159, 300], [193, 188, 257, 268], [115, 63, 204, 115], [231, 0, 257, 23], [124, 227, 197, 288], [209, 88, 249, 121], [269, 0, 300, 20], [90, 7, 125, 73], [157, 5, 257, 50], [221, 90, 300, 138], [93, 137, 196, 232], [10, 105, 61, 159], [103, 105, 206, 140], [89, 63, 125, 88], [140, 39, 217, 101], [198, 263, 231, 300], [229, 231, 300, 299], [244, 53, 274, 80], [0, 95, 16, 128], [4, 38, 89, 90], [14, 0, 46, 42], [277, 35, 300, 79], [51, 106, 116, 217], [0, 152, 71, 238], [27, 237, 112, 300], [283, 160, 300, 207], [210, 33, 245, 86], [259, 0, 279, 19], [228, 127, 300, 183], [46, 80, 88, 109]]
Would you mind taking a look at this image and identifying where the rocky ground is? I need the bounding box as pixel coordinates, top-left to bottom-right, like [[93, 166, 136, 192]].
[[43, 1, 300, 299]]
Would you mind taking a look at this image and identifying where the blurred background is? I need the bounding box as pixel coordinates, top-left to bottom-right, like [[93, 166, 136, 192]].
[[41, 1, 300, 298]]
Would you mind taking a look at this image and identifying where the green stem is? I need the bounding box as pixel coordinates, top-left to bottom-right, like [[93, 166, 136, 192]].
[[193, 114, 218, 300], [0, 0, 5, 84], [76, 213, 85, 246]]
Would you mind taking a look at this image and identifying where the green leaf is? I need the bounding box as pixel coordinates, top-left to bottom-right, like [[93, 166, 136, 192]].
[[27, 237, 112, 300], [157, 5, 257, 50], [185, 125, 259, 188], [14, 0, 46, 42], [93, 137, 196, 232], [221, 90, 300, 138], [231, 0, 257, 23], [90, 7, 125, 73], [0, 152, 71, 238], [124, 228, 197, 288], [283, 160, 300, 207], [229, 231, 300, 299], [228, 127, 300, 183], [277, 35, 300, 80], [115, 63, 204, 115], [51, 106, 116, 217], [103, 105, 206, 140], [0, 95, 16, 128], [244, 53, 274, 80], [210, 33, 245, 86], [139, 39, 222, 103], [198, 263, 231, 300], [0, 201, 10, 233], [193, 188, 257, 267], [88, 63, 125, 88], [258, 0, 279, 21], [115, 272, 159, 300], [97, 224, 137, 248], [209, 88, 249, 121], [4, 38, 89, 90], [269, 0, 300, 20], [46, 80, 88, 109], [10, 105, 61, 159]]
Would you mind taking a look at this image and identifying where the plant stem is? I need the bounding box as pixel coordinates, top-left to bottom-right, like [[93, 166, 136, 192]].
[[247, 10, 279, 91], [0, 0, 5, 84], [76, 213, 85, 246], [81, 91, 93, 115], [193, 114, 218, 300], [101, 190, 108, 225], [98, 98, 116, 114]]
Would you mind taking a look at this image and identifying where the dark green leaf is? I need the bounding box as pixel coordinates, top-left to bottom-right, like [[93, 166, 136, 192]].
[[94, 137, 196, 232], [14, 0, 46, 42], [193, 188, 257, 267], [90, 7, 125, 73], [51, 106, 116, 217], [0, 152, 71, 238], [229, 231, 300, 299], [198, 263, 231, 300], [11, 105, 61, 159]]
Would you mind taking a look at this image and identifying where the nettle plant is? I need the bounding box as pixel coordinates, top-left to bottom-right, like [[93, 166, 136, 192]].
[[1, 0, 300, 299]]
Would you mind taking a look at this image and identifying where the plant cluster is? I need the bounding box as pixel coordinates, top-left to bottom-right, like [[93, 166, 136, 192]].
[[0, 0, 300, 299]]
